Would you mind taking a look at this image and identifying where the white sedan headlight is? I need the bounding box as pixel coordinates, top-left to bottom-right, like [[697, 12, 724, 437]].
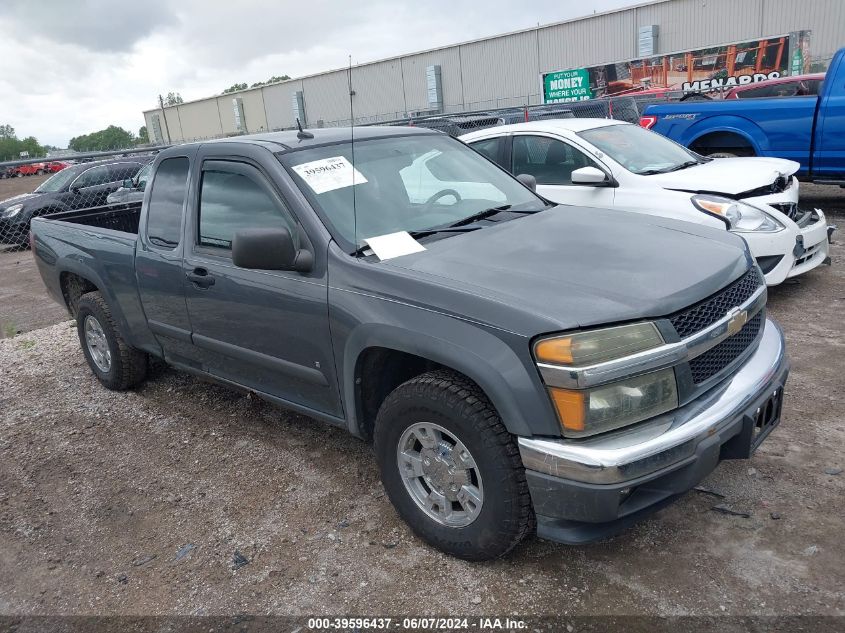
[[0, 203, 24, 219], [692, 194, 784, 232]]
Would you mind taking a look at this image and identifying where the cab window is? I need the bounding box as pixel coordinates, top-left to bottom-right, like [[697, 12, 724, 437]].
[[198, 162, 297, 251]]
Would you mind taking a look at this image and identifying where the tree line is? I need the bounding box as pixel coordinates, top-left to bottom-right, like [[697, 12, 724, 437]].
[[0, 125, 46, 162], [222, 75, 290, 94]]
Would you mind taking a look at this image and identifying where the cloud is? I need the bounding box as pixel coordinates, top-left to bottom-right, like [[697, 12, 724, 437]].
[[0, 0, 634, 147], [0, 0, 177, 52]]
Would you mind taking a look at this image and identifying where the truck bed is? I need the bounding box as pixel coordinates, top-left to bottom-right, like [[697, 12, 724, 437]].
[[43, 202, 142, 235]]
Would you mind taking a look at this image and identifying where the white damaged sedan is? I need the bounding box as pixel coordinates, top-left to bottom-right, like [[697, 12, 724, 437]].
[[460, 119, 831, 286]]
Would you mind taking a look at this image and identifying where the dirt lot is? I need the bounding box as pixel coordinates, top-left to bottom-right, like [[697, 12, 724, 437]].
[[0, 177, 843, 618]]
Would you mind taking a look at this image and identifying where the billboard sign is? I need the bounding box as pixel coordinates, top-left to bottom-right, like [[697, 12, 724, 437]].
[[542, 31, 811, 103], [543, 68, 592, 103]]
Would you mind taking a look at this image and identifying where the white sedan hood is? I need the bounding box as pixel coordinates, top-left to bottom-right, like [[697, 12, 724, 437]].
[[647, 157, 800, 196]]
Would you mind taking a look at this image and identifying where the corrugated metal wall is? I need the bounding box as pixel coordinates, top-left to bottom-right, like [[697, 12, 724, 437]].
[[263, 79, 305, 131], [143, 0, 845, 141]]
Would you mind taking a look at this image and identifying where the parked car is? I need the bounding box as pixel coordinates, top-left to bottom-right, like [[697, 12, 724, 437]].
[[46, 161, 71, 173], [0, 166, 15, 179], [640, 47, 844, 182], [31, 127, 788, 560], [460, 119, 831, 286], [0, 156, 151, 246], [13, 162, 48, 177], [722, 73, 826, 100], [106, 162, 152, 206]]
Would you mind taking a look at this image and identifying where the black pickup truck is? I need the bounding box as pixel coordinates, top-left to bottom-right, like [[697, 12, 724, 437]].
[[31, 127, 788, 560]]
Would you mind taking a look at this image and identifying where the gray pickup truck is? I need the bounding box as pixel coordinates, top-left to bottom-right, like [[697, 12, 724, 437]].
[[31, 127, 788, 560]]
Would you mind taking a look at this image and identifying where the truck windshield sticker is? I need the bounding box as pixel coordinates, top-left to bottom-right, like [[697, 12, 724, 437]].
[[291, 156, 368, 194], [364, 231, 426, 261]]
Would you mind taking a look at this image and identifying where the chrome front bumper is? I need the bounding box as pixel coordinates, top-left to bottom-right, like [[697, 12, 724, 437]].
[[519, 317, 788, 486]]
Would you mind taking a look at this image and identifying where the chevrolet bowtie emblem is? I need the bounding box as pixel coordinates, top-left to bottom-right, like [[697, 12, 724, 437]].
[[726, 307, 748, 336]]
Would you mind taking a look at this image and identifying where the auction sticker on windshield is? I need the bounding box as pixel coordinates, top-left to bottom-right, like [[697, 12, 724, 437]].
[[364, 231, 426, 261], [292, 156, 368, 194]]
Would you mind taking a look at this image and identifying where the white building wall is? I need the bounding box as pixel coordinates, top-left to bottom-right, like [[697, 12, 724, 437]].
[[401, 47, 464, 113], [458, 30, 541, 109], [262, 79, 305, 130]]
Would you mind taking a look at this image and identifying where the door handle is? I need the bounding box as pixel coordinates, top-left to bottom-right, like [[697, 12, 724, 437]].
[[186, 267, 215, 289]]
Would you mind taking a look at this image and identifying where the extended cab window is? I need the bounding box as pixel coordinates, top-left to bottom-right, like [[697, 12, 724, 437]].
[[198, 163, 297, 250], [146, 157, 189, 249], [512, 135, 594, 185]]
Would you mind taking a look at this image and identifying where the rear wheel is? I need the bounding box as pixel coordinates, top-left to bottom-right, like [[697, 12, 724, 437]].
[[374, 370, 534, 560], [36, 169, 44, 175], [76, 291, 147, 390]]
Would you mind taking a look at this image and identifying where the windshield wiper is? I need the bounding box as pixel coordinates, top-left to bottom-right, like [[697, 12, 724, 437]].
[[639, 160, 700, 175], [449, 204, 512, 227], [664, 160, 701, 172], [448, 203, 546, 228]]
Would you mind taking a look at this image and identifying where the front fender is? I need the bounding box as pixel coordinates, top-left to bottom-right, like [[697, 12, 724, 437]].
[[337, 302, 561, 439], [685, 115, 768, 154]]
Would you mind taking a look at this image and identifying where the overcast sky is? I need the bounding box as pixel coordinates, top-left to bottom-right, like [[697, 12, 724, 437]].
[[0, 0, 636, 147]]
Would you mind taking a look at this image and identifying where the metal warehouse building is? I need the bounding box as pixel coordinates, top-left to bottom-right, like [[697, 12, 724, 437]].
[[143, 0, 845, 143]]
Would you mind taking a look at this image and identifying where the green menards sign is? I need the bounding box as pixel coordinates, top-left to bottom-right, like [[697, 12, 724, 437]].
[[543, 68, 592, 103]]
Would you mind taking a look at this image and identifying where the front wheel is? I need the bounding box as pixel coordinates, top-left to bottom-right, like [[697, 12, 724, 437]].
[[374, 370, 534, 560], [76, 291, 148, 390]]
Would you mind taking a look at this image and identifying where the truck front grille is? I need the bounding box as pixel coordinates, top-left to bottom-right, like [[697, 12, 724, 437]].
[[688, 311, 764, 383], [668, 268, 763, 339]]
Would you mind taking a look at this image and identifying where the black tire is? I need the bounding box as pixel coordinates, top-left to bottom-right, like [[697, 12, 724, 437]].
[[36, 169, 44, 175], [374, 370, 534, 560], [707, 151, 739, 158], [76, 291, 147, 390]]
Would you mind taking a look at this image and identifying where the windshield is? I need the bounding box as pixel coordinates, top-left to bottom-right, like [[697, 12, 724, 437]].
[[578, 124, 702, 175], [280, 133, 545, 252], [35, 166, 78, 193]]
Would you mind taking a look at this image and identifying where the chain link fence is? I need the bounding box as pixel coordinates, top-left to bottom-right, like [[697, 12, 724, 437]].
[[0, 147, 163, 252], [374, 93, 677, 137]]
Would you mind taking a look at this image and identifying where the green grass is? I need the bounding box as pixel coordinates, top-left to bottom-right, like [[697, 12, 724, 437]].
[[2, 321, 17, 338], [17, 339, 35, 350]]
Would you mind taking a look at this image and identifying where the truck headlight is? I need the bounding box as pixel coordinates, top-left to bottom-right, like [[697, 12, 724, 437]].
[[534, 323, 679, 437], [0, 203, 24, 219], [692, 194, 783, 232]]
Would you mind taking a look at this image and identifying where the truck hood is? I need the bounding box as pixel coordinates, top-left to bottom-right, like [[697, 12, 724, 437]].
[[381, 205, 751, 333], [646, 157, 799, 197]]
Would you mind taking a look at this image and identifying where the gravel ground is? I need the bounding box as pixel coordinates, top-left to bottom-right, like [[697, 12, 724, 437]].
[[0, 178, 843, 618]]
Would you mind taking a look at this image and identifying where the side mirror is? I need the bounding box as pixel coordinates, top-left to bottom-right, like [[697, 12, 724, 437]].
[[232, 227, 313, 272], [122, 178, 133, 189], [516, 173, 537, 192], [570, 166, 609, 186]]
